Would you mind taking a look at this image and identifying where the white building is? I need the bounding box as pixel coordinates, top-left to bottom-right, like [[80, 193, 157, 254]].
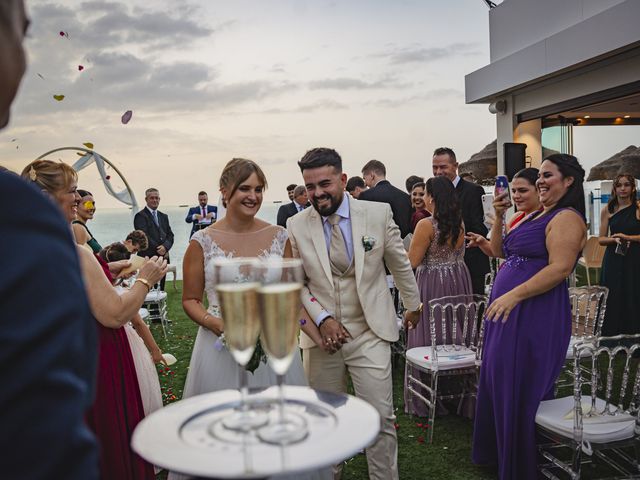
[[465, 0, 640, 175]]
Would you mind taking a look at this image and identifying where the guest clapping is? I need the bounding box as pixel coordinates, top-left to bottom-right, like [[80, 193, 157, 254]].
[[22, 159, 166, 480], [472, 154, 587, 479], [599, 173, 640, 335]]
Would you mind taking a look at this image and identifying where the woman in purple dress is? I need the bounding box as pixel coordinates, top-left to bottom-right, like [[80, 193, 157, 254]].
[[405, 176, 473, 416], [472, 154, 587, 479]]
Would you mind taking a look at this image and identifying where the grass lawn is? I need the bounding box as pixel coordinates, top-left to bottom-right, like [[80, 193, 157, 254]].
[[151, 281, 497, 480]]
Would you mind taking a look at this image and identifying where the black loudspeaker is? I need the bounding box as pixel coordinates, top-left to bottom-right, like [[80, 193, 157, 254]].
[[503, 142, 526, 181]]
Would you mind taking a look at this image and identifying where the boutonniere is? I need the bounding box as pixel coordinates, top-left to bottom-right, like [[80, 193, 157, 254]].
[[362, 235, 376, 252]]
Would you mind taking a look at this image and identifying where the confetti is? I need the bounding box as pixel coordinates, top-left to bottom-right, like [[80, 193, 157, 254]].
[[53, 94, 65, 101], [37, 73, 45, 80], [121, 110, 133, 124], [105, 175, 111, 180], [83, 142, 94, 149], [299, 319, 307, 326], [78, 65, 84, 71], [59, 31, 69, 39], [417, 436, 425, 444], [394, 423, 400, 430]]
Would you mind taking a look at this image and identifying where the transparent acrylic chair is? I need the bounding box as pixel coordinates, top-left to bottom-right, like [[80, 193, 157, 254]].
[[555, 286, 609, 394], [405, 294, 487, 443], [142, 283, 169, 339], [537, 334, 640, 479]]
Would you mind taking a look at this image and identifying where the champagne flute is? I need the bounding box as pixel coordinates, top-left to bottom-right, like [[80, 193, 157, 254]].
[[213, 257, 268, 431], [256, 257, 308, 445]]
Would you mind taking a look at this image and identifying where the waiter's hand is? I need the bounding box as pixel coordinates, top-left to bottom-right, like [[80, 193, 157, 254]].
[[157, 245, 167, 256]]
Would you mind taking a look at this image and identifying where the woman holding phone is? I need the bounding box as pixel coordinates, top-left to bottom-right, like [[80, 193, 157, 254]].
[[598, 173, 640, 335], [472, 154, 587, 479], [466, 168, 541, 257]]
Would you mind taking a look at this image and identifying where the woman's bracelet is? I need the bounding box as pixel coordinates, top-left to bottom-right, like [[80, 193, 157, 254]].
[[135, 278, 151, 292]]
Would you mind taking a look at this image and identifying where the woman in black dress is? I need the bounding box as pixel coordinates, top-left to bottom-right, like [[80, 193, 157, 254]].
[[599, 173, 640, 335]]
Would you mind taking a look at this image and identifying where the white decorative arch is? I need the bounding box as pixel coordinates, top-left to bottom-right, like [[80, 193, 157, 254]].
[[35, 147, 139, 216]]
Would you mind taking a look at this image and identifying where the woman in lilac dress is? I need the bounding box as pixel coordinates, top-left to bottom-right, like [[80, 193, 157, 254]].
[[472, 154, 587, 479], [405, 176, 473, 416]]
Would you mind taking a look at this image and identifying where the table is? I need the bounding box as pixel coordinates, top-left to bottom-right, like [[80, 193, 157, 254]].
[[132, 386, 380, 479]]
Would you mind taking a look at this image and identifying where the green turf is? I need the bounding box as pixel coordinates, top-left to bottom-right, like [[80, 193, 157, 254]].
[[150, 281, 496, 480]]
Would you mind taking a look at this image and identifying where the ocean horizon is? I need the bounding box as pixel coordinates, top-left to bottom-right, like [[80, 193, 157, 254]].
[[90, 203, 281, 280]]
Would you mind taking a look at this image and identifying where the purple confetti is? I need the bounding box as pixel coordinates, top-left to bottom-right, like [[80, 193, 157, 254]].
[[214, 337, 224, 351], [121, 110, 133, 124], [299, 319, 307, 326]]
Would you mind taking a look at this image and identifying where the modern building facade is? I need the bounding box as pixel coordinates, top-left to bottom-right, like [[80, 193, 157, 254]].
[[465, 0, 640, 174]]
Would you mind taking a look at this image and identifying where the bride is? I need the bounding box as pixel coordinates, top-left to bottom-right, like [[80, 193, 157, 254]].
[[181, 157, 325, 393], [171, 158, 331, 479]]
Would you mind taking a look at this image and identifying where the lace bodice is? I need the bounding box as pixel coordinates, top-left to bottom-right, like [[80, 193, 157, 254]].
[[191, 225, 288, 313]]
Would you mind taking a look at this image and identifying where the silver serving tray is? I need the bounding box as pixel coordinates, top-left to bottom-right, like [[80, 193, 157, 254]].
[[132, 386, 380, 478]]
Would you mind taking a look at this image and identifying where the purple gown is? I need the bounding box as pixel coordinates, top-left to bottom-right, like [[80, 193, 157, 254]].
[[472, 209, 573, 479]]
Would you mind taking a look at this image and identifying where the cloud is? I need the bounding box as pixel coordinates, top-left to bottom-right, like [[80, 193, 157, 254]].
[[373, 43, 480, 65], [17, 2, 293, 116], [371, 88, 463, 108], [259, 99, 349, 114], [308, 77, 403, 90]]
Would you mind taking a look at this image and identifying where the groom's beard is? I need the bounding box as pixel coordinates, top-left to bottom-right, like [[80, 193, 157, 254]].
[[311, 192, 343, 217]]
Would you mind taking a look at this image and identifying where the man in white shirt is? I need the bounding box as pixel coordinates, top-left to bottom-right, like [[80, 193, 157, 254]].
[[185, 190, 217, 238]]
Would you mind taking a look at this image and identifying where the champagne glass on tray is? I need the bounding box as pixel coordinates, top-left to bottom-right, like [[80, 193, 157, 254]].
[[256, 257, 308, 445], [213, 257, 267, 431]]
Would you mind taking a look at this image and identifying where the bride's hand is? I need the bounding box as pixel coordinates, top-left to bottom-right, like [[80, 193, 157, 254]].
[[205, 315, 224, 336]]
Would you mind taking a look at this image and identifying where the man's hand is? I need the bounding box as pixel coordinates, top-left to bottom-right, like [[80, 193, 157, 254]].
[[320, 317, 352, 351], [206, 212, 215, 219], [194, 214, 202, 221], [156, 245, 167, 256], [404, 309, 421, 330]]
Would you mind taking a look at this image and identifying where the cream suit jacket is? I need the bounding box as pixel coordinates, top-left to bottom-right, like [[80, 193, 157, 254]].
[[287, 197, 421, 349]]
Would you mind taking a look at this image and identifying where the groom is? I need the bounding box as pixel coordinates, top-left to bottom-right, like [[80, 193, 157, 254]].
[[287, 148, 422, 480]]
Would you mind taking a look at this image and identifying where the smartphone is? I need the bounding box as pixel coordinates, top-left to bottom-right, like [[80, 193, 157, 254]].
[[481, 194, 494, 229], [494, 175, 511, 200]]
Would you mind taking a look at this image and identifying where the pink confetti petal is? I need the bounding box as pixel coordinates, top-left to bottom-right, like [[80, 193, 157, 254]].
[[121, 110, 133, 124]]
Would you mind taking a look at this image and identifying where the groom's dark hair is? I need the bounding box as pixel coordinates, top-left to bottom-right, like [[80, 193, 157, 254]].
[[298, 147, 342, 173]]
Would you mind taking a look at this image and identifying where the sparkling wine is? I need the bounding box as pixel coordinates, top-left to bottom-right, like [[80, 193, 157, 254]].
[[215, 282, 261, 366], [257, 282, 303, 374]]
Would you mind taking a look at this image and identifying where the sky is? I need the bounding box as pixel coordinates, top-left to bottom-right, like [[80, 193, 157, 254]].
[[1, 0, 501, 207]]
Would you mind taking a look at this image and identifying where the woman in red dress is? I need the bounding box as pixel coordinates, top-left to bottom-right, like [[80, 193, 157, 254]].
[[23, 160, 167, 479]]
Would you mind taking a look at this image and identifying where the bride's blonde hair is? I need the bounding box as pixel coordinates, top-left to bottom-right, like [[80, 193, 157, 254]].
[[219, 158, 267, 207]]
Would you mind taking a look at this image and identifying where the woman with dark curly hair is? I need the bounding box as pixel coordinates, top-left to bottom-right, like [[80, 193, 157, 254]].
[[404, 176, 473, 416], [473, 154, 587, 479]]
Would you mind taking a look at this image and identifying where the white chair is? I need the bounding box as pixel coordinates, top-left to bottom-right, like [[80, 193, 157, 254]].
[[142, 285, 169, 339], [405, 294, 487, 443], [138, 307, 149, 322], [537, 334, 640, 479], [166, 264, 177, 291]]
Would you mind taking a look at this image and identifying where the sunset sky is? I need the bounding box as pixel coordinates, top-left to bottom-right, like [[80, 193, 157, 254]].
[[2, 0, 500, 207]]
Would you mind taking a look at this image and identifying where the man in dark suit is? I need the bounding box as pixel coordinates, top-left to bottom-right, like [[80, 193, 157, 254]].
[[185, 190, 217, 238], [134, 187, 174, 290], [1, 5, 99, 475], [277, 185, 308, 227], [432, 147, 490, 294], [359, 159, 412, 238]]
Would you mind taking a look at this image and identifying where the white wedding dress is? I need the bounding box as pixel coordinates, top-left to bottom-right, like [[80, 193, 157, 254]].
[[168, 225, 330, 480]]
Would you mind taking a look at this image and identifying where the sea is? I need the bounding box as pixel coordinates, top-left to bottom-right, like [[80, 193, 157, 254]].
[[90, 203, 280, 280]]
